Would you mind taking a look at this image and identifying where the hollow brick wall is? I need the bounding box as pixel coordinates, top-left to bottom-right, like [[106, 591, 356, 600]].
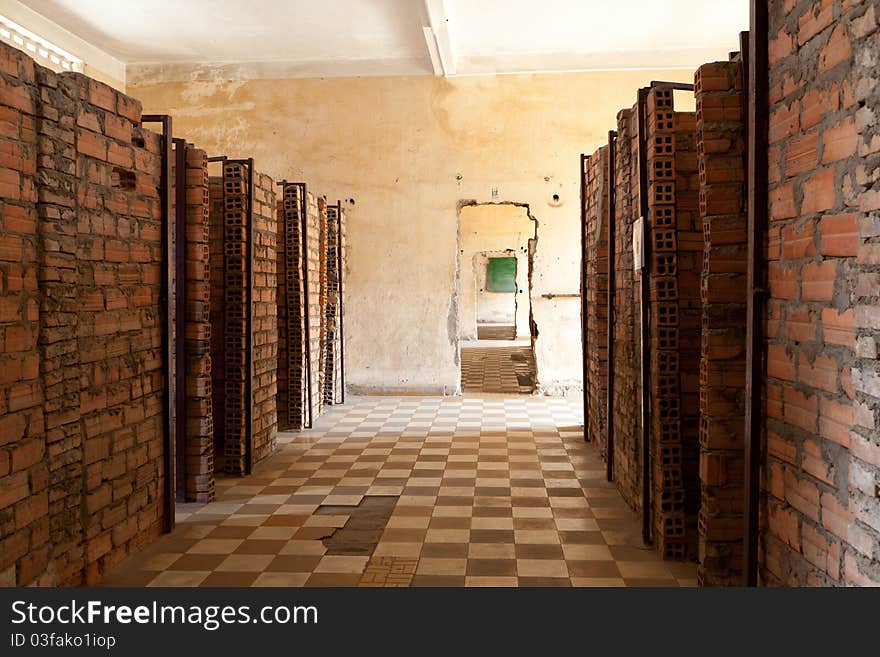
[[584, 147, 609, 453], [324, 203, 344, 405], [306, 192, 324, 422], [0, 41, 166, 586]]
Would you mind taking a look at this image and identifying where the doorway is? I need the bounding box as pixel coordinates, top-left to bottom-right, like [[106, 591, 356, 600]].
[[457, 202, 536, 394]]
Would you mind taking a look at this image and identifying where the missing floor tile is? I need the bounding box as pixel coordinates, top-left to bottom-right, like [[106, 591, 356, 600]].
[[316, 496, 398, 556]]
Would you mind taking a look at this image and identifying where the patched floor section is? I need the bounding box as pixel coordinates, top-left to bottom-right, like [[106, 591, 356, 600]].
[[102, 396, 697, 587], [461, 346, 536, 394]]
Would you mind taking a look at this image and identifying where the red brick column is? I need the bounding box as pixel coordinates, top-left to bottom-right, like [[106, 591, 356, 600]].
[[252, 171, 277, 464], [610, 107, 643, 510], [183, 146, 214, 502], [695, 60, 747, 585], [324, 203, 343, 405], [584, 146, 609, 452]]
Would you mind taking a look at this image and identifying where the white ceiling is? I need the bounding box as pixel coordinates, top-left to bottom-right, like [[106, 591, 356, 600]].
[[15, 0, 749, 81]]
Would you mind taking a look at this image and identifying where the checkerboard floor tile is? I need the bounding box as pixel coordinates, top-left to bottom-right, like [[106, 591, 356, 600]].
[[102, 395, 697, 587], [461, 346, 535, 393]]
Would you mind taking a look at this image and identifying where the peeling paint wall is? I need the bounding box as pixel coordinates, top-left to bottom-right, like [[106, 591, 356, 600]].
[[131, 69, 696, 394]]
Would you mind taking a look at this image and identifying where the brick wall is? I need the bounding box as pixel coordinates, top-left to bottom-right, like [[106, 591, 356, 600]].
[[611, 107, 644, 511], [324, 203, 344, 405], [0, 44, 44, 587], [0, 41, 166, 585], [208, 177, 226, 471], [306, 192, 324, 422], [763, 0, 878, 586], [210, 162, 277, 475], [277, 185, 307, 430], [252, 171, 277, 464], [695, 60, 747, 585], [182, 145, 213, 502], [583, 146, 609, 453]]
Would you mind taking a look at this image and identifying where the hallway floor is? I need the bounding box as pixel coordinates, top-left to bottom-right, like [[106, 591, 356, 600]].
[[103, 396, 697, 587], [460, 344, 536, 394]]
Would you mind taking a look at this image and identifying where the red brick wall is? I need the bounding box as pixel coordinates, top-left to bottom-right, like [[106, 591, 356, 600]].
[[611, 107, 643, 511], [676, 107, 703, 560], [324, 203, 344, 405], [252, 171, 277, 464], [1, 42, 166, 585], [695, 60, 747, 585], [208, 177, 226, 469], [211, 162, 277, 474], [763, 0, 875, 586], [277, 185, 307, 430], [584, 146, 609, 453], [306, 192, 324, 422], [0, 44, 44, 587], [182, 146, 213, 502]]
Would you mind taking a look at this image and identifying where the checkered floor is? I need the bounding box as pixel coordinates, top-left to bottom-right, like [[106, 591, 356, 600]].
[[102, 396, 697, 587], [461, 346, 536, 394]]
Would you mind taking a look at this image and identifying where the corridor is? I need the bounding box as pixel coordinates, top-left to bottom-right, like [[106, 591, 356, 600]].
[[103, 396, 696, 587]]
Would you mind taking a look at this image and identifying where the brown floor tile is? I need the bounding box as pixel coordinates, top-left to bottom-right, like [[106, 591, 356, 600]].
[[517, 577, 572, 587], [466, 559, 517, 577], [201, 572, 260, 587], [266, 555, 324, 573], [566, 560, 622, 578], [304, 573, 361, 587], [420, 543, 469, 558], [410, 575, 466, 587]]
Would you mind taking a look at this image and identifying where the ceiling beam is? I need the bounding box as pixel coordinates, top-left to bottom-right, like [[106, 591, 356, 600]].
[[423, 0, 456, 77], [422, 27, 443, 76]]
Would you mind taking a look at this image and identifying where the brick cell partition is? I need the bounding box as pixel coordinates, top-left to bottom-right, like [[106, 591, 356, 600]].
[[207, 177, 226, 471], [251, 171, 278, 464], [0, 42, 166, 585], [222, 162, 249, 474], [182, 145, 214, 502], [645, 86, 689, 559], [305, 192, 324, 422], [277, 185, 307, 430], [610, 107, 643, 511], [584, 147, 609, 452], [695, 60, 747, 585], [324, 203, 344, 405], [764, 0, 877, 586], [207, 163, 277, 476]]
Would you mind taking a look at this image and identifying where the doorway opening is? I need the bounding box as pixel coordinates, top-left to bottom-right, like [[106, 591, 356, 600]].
[[456, 202, 537, 394]]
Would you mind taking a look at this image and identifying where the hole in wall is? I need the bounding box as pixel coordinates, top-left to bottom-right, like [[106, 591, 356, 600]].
[[111, 167, 136, 190]]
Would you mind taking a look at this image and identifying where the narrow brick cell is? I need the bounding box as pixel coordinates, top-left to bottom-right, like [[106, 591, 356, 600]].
[[583, 146, 609, 454], [695, 59, 747, 586]]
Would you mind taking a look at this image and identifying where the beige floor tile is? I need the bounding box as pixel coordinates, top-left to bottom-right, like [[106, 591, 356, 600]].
[[562, 544, 613, 561], [416, 558, 468, 576], [465, 576, 518, 587], [516, 559, 570, 578], [314, 556, 370, 574], [571, 577, 626, 587], [468, 543, 516, 559], [147, 571, 210, 587], [279, 540, 328, 556], [372, 542, 423, 557]]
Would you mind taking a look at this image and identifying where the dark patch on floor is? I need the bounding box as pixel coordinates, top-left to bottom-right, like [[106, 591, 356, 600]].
[[317, 496, 398, 556]]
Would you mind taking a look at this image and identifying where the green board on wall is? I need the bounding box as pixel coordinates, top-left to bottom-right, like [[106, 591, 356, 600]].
[[486, 257, 516, 293]]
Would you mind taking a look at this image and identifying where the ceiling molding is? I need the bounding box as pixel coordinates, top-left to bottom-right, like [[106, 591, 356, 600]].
[[1, 0, 125, 86]]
